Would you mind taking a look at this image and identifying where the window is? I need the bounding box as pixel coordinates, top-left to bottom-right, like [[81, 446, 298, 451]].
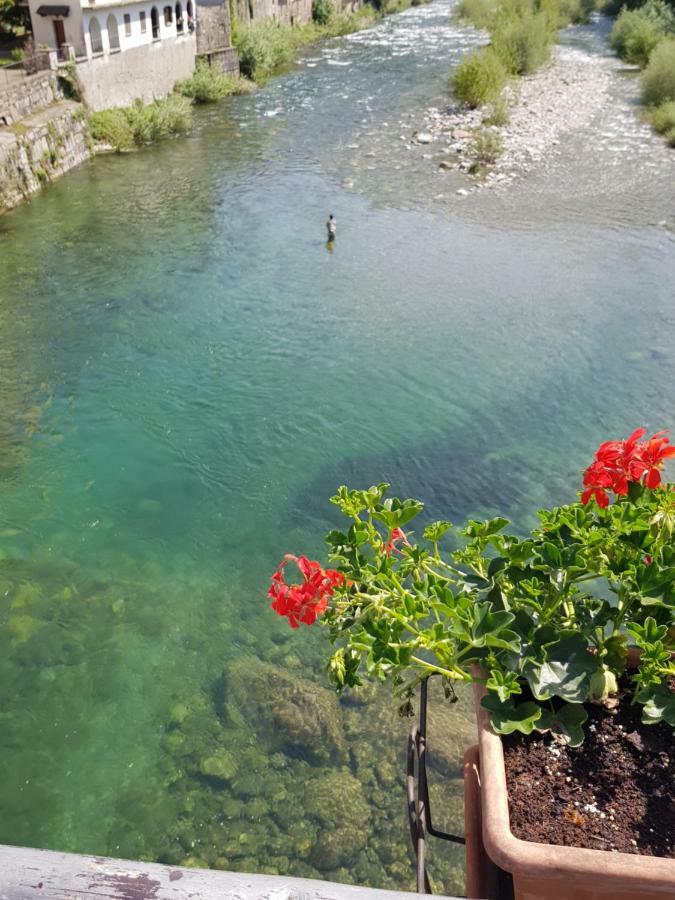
[[140, 10, 146, 32], [163, 5, 173, 25], [124, 13, 131, 36], [89, 16, 103, 54], [107, 13, 120, 50], [151, 6, 159, 38], [175, 2, 183, 33]]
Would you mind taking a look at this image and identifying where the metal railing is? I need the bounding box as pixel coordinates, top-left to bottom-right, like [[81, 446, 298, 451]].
[[0, 52, 53, 90], [406, 675, 466, 895]]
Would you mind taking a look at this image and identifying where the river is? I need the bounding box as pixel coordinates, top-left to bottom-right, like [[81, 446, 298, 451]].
[[0, 1, 674, 894]]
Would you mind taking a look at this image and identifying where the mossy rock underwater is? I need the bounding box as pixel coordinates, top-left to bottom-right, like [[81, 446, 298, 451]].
[[223, 658, 348, 764]]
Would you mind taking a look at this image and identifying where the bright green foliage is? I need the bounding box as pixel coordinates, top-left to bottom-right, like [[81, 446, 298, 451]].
[[641, 37, 675, 105], [491, 10, 553, 74], [610, 4, 672, 68], [89, 95, 192, 152], [176, 60, 251, 102], [453, 46, 509, 107], [320, 479, 675, 745], [646, 98, 675, 143], [89, 108, 135, 151], [312, 0, 334, 25]]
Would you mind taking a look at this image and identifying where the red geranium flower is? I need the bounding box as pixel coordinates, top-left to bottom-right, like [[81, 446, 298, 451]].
[[639, 432, 675, 489], [268, 554, 344, 628], [581, 428, 674, 506]]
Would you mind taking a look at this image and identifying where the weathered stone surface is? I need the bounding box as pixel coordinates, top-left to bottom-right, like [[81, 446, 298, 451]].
[[0, 100, 90, 214], [224, 658, 347, 764]]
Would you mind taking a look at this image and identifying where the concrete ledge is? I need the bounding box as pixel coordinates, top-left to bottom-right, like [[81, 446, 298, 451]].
[[0, 843, 463, 899]]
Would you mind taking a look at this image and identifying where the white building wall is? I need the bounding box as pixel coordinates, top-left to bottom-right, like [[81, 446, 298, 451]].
[[26, 0, 85, 55], [76, 31, 196, 109], [81, 0, 197, 56]]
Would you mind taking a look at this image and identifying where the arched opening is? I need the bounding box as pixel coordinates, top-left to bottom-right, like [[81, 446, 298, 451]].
[[186, 0, 194, 31], [151, 6, 160, 39], [107, 14, 120, 51], [163, 5, 173, 27], [89, 17, 103, 54], [176, 2, 183, 33]]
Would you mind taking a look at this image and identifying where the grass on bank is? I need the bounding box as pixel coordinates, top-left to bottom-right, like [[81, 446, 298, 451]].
[[234, 0, 424, 84], [609, 0, 675, 67], [176, 60, 255, 102], [89, 95, 192, 152], [452, 0, 596, 108], [606, 0, 675, 146]]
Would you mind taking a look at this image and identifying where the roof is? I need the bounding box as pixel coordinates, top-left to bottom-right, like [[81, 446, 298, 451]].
[[36, 5, 70, 15]]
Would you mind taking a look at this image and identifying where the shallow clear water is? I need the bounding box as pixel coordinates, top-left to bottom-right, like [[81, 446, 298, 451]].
[[0, 2, 674, 893]]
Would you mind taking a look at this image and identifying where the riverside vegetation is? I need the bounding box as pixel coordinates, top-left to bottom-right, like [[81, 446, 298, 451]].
[[233, 0, 425, 84], [88, 0, 424, 152], [608, 0, 675, 144], [452, 0, 596, 111]]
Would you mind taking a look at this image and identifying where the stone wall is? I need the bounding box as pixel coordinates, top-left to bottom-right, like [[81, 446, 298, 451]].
[[0, 100, 90, 214], [0, 71, 61, 128], [232, 0, 362, 27], [75, 35, 197, 111], [196, 2, 240, 74], [233, 0, 313, 26]]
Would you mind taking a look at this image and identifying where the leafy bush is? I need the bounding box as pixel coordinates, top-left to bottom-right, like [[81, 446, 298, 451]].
[[176, 60, 243, 102], [492, 10, 554, 74], [89, 95, 192, 152], [312, 0, 333, 24], [610, 7, 668, 67], [89, 108, 135, 151], [269, 428, 675, 746], [641, 37, 675, 105], [470, 126, 503, 162], [235, 21, 300, 82], [646, 98, 675, 142], [453, 46, 509, 107]]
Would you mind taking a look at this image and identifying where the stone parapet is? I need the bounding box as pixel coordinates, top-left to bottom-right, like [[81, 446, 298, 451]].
[[0, 71, 61, 128]]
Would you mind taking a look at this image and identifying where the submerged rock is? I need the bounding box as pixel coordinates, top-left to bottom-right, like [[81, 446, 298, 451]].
[[199, 749, 239, 782], [224, 658, 347, 764], [304, 771, 371, 869]]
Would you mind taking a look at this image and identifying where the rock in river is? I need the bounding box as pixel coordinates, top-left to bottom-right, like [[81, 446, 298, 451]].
[[224, 658, 347, 764]]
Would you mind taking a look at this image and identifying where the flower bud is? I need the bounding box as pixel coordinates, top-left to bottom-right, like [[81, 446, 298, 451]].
[[588, 668, 618, 702]]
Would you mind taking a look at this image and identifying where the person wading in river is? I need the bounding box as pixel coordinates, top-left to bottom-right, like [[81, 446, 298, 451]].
[[326, 214, 336, 242]]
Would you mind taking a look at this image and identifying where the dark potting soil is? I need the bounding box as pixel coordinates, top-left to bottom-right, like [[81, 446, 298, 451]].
[[502, 686, 674, 857]]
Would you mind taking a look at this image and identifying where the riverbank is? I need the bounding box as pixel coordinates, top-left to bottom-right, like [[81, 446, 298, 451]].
[[412, 38, 612, 190]]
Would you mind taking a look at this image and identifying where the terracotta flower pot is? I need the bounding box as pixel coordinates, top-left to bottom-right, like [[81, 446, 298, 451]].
[[465, 680, 675, 900]]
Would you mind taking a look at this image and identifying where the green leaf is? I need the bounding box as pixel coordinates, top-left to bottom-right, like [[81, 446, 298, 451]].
[[423, 520, 453, 543], [526, 634, 599, 702], [638, 683, 675, 727], [485, 668, 521, 703], [540, 542, 562, 568], [481, 694, 542, 735], [538, 703, 588, 747], [372, 497, 424, 531]]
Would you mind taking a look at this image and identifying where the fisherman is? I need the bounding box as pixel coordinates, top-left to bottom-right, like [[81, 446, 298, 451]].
[[326, 214, 336, 241]]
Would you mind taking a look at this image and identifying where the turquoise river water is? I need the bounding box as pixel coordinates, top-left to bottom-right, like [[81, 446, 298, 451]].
[[0, 1, 674, 894]]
